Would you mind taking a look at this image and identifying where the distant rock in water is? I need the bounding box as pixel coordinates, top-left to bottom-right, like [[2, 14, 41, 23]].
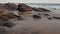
[[53, 16, 60, 19], [17, 4, 32, 12], [32, 7, 51, 12], [4, 3, 17, 11], [33, 15, 41, 19]]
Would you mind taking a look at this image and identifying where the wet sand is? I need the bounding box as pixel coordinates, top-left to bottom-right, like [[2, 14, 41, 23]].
[[6, 11, 60, 34]]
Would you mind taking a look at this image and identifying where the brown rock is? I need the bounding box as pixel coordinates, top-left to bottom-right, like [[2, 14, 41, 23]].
[[18, 4, 32, 12], [33, 15, 41, 20], [4, 3, 17, 11], [48, 17, 52, 20]]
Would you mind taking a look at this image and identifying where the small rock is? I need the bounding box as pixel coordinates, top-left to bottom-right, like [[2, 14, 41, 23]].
[[33, 15, 41, 19], [53, 16, 60, 19], [2, 22, 16, 28], [48, 17, 52, 20], [44, 14, 50, 16]]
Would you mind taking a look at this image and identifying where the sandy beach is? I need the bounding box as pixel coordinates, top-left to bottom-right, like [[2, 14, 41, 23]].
[[0, 3, 60, 34]]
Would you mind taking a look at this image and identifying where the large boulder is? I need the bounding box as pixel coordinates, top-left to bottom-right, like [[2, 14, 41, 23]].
[[17, 4, 32, 12], [4, 3, 17, 11]]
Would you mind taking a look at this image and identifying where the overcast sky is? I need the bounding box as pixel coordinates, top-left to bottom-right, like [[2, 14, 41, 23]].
[[0, 0, 60, 3]]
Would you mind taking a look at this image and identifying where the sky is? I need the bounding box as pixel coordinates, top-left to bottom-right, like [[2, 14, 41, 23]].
[[0, 0, 60, 3]]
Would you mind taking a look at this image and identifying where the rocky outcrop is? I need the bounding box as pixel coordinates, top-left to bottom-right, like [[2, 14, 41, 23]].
[[18, 4, 32, 12], [4, 3, 17, 11], [0, 12, 24, 21], [32, 7, 51, 12]]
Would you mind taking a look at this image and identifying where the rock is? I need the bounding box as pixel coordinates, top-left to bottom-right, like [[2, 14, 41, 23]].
[[17, 4, 32, 12], [38, 8, 51, 12], [53, 16, 60, 19], [32, 7, 51, 12], [4, 3, 17, 11], [32, 7, 41, 12], [48, 17, 52, 20], [33, 15, 41, 19], [43, 14, 50, 16], [2, 21, 16, 28], [0, 13, 16, 21]]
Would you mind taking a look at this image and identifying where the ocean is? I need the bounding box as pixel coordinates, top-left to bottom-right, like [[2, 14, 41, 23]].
[[25, 3, 60, 14]]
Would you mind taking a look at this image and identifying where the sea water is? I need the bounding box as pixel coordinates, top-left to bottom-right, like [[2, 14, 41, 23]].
[[25, 3, 60, 14]]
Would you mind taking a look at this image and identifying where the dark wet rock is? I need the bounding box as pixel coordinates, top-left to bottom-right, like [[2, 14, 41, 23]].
[[43, 14, 50, 16], [32, 7, 41, 12], [33, 15, 41, 19], [38, 8, 51, 12], [0, 26, 8, 34], [0, 11, 24, 21], [32, 7, 51, 12], [4, 3, 17, 11], [48, 17, 52, 20], [2, 22, 16, 28], [53, 16, 60, 19], [18, 4, 32, 12]]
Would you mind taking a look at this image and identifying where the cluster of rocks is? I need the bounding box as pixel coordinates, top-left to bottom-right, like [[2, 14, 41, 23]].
[[4, 3, 17, 11]]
